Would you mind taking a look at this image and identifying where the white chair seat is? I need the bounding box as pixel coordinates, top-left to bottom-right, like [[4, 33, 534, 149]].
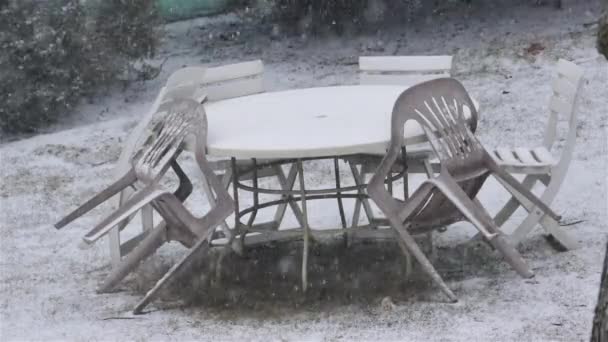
[[492, 146, 556, 174]]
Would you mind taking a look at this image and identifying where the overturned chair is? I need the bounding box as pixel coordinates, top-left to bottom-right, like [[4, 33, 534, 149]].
[[368, 78, 562, 301], [55, 99, 234, 313], [105, 61, 264, 267]]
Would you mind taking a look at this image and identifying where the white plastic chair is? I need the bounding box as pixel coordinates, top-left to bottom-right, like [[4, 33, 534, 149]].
[[357, 55, 454, 163], [368, 78, 547, 301], [350, 55, 455, 231], [359, 55, 453, 86], [105, 60, 264, 267], [489, 59, 583, 250], [166, 60, 264, 101], [164, 60, 269, 176], [107, 86, 172, 267], [56, 99, 235, 313]]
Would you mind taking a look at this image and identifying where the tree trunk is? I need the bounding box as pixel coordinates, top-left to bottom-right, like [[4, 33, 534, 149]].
[[592, 2, 608, 340], [592, 242, 608, 341], [598, 0, 608, 59]]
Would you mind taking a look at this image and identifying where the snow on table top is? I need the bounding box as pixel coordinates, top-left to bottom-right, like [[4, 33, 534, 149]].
[[203, 85, 476, 159]]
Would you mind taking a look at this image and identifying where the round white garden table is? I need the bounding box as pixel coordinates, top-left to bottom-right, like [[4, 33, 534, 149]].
[[204, 85, 477, 159], [201, 84, 479, 291], [200, 83, 478, 234]]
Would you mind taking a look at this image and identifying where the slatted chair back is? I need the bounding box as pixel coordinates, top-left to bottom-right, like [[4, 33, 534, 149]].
[[53, 99, 203, 234], [166, 66, 207, 88], [166, 60, 264, 102], [359, 55, 453, 87], [121, 82, 207, 172], [163, 83, 207, 103], [389, 78, 480, 166], [543, 59, 584, 148], [131, 101, 201, 183], [77, 99, 212, 243], [542, 59, 584, 173], [113, 87, 169, 179]]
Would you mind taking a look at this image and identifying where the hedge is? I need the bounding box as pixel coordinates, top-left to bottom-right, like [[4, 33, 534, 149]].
[[0, 0, 161, 134]]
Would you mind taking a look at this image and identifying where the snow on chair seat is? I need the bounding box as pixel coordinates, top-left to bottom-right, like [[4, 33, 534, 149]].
[[492, 146, 557, 174]]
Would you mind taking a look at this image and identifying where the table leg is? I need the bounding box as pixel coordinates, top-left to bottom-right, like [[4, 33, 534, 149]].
[[334, 158, 347, 229], [220, 169, 234, 240], [109, 226, 122, 268], [272, 163, 305, 229], [201, 171, 233, 242], [296, 160, 310, 292], [231, 158, 244, 253], [246, 158, 259, 227], [349, 163, 375, 227], [401, 147, 409, 200], [423, 159, 434, 178]]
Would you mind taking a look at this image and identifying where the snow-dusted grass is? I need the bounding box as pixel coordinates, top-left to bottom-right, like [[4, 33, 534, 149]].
[[1, 0, 606, 340]]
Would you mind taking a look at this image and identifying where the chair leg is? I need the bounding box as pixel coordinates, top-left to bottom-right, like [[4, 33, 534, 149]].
[[392, 183, 439, 280], [494, 176, 577, 250], [200, 170, 232, 240], [141, 205, 154, 232], [493, 175, 538, 226], [109, 227, 122, 268], [394, 237, 413, 278], [98, 221, 167, 293], [349, 166, 363, 226], [429, 176, 534, 278], [219, 169, 235, 240], [131, 185, 234, 313], [391, 222, 457, 302], [426, 231, 437, 262], [540, 214, 579, 250], [296, 161, 310, 292], [199, 168, 215, 203], [489, 233, 535, 276], [490, 164, 561, 221], [109, 188, 141, 268], [334, 158, 347, 229], [221, 169, 233, 189], [423, 159, 434, 178], [133, 228, 213, 314], [55, 169, 137, 229], [348, 163, 375, 226]]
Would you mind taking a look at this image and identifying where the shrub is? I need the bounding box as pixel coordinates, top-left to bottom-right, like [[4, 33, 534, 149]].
[[0, 0, 109, 133], [93, 0, 161, 60], [0, 0, 161, 135], [264, 0, 424, 35], [598, 1, 608, 60], [271, 0, 368, 34]]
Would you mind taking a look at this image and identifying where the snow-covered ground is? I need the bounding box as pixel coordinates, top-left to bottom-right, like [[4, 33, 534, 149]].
[[1, 0, 607, 340]]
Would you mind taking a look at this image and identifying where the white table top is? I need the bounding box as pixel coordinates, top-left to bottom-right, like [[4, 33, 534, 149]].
[[204, 85, 476, 159]]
